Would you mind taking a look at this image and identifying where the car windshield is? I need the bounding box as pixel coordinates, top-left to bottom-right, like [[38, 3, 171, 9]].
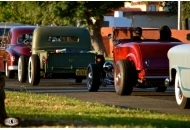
[[17, 33, 33, 44]]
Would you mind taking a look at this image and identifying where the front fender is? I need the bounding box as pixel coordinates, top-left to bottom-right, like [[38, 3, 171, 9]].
[[172, 65, 190, 97]]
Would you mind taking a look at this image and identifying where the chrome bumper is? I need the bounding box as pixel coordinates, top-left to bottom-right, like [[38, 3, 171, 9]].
[[8, 66, 18, 70]]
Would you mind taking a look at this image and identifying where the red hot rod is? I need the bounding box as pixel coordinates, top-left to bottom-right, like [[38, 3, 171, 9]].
[[86, 27, 182, 95], [3, 26, 37, 81]]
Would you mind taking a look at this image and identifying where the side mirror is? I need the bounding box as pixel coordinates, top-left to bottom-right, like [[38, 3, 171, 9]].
[[186, 33, 190, 41], [108, 34, 112, 39]]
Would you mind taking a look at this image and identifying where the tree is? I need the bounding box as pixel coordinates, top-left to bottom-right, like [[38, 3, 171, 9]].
[[164, 1, 190, 30], [51, 1, 124, 56], [0, 1, 125, 56]]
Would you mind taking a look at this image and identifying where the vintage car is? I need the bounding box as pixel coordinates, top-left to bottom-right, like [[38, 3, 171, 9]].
[[28, 26, 104, 85], [165, 34, 190, 109], [87, 27, 182, 95], [3, 26, 37, 81], [0, 23, 26, 73]]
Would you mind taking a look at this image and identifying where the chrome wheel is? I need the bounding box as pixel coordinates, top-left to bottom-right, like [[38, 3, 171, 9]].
[[175, 73, 183, 105], [18, 57, 22, 81]]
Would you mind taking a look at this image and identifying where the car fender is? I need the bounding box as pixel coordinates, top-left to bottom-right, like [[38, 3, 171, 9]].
[[125, 44, 143, 70], [171, 65, 190, 97]]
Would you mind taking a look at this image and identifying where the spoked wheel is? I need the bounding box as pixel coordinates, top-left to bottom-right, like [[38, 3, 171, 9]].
[[114, 60, 137, 96], [28, 54, 40, 86], [175, 73, 190, 109], [5, 62, 15, 78], [18, 56, 27, 83], [87, 64, 100, 92]]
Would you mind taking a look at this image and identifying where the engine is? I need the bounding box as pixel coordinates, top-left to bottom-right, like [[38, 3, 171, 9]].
[[102, 61, 114, 86], [103, 61, 114, 73]]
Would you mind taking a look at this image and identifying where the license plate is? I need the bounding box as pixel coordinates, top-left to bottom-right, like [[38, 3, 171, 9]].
[[76, 69, 87, 76]]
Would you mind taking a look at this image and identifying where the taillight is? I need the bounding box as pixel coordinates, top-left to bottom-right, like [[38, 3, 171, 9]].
[[139, 70, 146, 80], [43, 57, 48, 63], [96, 58, 101, 63], [11, 56, 15, 61]]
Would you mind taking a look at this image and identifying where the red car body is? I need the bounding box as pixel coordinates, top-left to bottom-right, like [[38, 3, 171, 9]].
[[86, 27, 183, 96], [108, 27, 183, 96], [113, 41, 181, 86], [2, 26, 37, 78]]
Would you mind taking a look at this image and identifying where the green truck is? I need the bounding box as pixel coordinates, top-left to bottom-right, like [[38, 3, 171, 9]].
[[26, 26, 104, 85]]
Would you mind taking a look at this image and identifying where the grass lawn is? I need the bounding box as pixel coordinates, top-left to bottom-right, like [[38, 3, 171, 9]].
[[2, 91, 190, 128]]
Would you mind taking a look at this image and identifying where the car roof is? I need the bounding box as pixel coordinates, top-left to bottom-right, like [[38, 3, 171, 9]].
[[32, 26, 92, 51], [10, 26, 37, 31]]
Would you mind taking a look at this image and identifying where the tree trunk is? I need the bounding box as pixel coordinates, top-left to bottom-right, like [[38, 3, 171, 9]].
[[87, 17, 107, 57], [182, 17, 189, 30], [182, 3, 189, 30]]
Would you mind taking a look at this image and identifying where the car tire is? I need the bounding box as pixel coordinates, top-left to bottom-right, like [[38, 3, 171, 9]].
[[75, 77, 83, 83], [87, 64, 100, 92], [175, 72, 190, 109], [5, 62, 15, 79], [28, 54, 40, 86], [114, 59, 137, 96], [18, 56, 27, 83], [154, 86, 167, 92]]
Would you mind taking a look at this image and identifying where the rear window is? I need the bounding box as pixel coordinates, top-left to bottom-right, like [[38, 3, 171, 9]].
[[0, 28, 10, 36], [17, 33, 33, 44], [48, 36, 79, 42]]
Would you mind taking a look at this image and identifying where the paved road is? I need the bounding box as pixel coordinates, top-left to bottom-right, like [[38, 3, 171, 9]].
[[4, 78, 190, 116]]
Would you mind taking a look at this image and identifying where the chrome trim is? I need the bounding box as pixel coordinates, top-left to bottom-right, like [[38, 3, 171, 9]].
[[144, 76, 169, 79], [8, 66, 18, 70], [145, 59, 150, 66], [165, 78, 170, 87]]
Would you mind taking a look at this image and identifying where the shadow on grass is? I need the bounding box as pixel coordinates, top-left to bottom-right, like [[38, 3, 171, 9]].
[[2, 113, 190, 128]]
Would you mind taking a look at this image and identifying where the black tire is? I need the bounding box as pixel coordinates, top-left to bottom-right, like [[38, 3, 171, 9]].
[[154, 86, 167, 92], [5, 62, 15, 78], [18, 56, 27, 83], [87, 64, 100, 92], [175, 72, 190, 109], [114, 60, 137, 95], [28, 54, 40, 86], [75, 77, 83, 83]]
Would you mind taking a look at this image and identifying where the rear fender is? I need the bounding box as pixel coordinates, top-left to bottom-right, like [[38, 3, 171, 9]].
[[126, 53, 142, 70]]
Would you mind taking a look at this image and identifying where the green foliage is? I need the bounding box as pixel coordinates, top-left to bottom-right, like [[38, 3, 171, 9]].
[[0, 1, 124, 26], [182, 1, 190, 18], [164, 1, 178, 15], [164, 1, 190, 18]]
